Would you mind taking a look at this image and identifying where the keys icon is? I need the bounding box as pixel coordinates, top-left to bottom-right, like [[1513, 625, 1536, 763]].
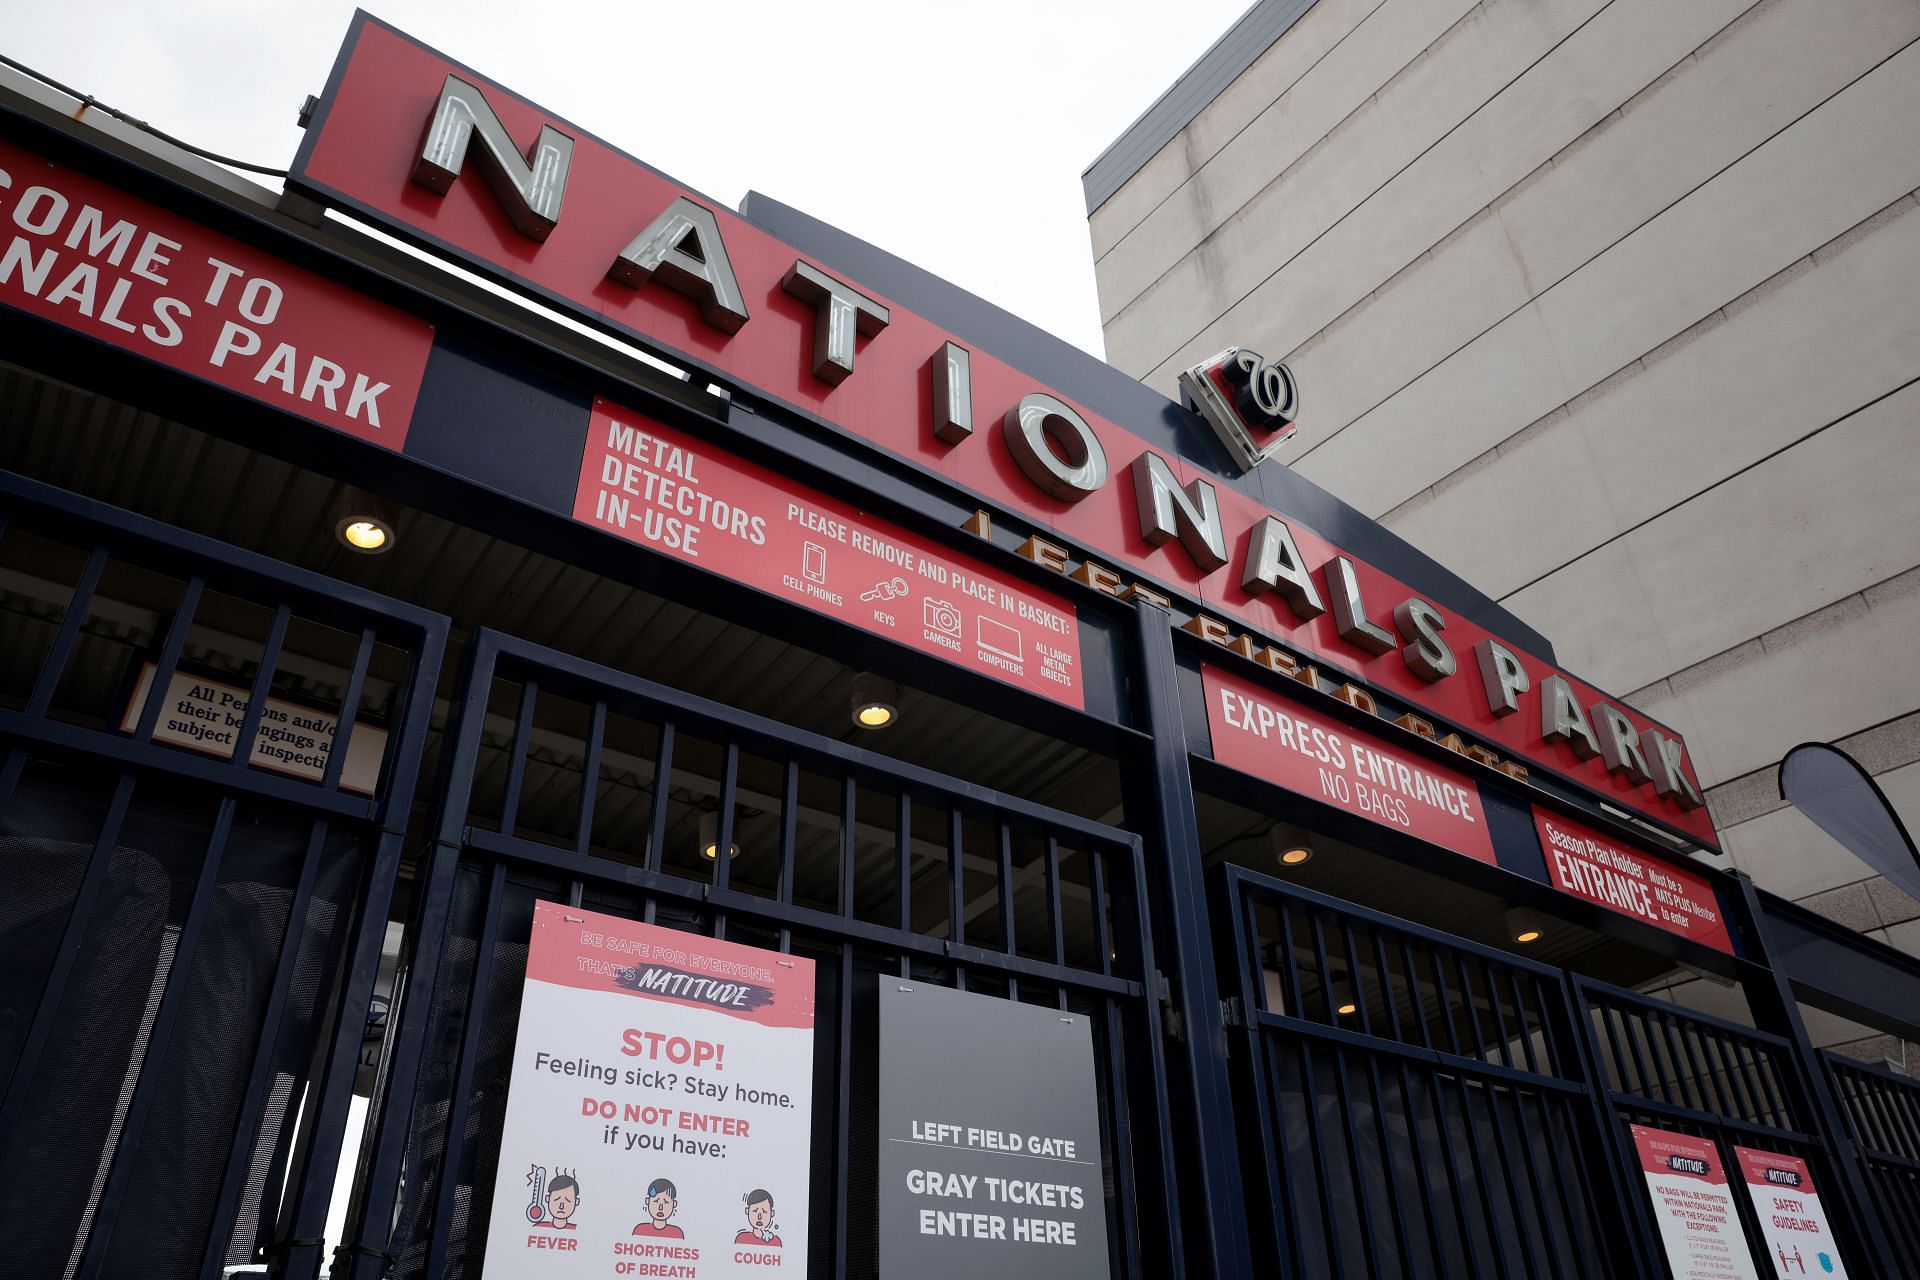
[[862, 577, 910, 603]]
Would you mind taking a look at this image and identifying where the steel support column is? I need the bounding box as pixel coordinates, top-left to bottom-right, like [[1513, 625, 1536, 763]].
[[1729, 869, 1905, 1277], [1120, 605, 1253, 1280]]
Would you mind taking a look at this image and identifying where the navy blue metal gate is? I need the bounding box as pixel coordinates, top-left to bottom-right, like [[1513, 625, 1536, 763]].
[[340, 629, 1180, 1280], [0, 471, 446, 1280], [1217, 864, 1646, 1280], [1825, 1052, 1920, 1269]]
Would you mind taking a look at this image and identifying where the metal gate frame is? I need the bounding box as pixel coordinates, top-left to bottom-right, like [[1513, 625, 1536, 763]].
[[1216, 862, 1656, 1280], [1824, 1051, 1920, 1268], [0, 470, 447, 1280], [341, 628, 1182, 1280]]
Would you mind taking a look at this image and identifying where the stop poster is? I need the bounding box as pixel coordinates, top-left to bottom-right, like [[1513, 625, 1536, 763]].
[[480, 901, 816, 1278]]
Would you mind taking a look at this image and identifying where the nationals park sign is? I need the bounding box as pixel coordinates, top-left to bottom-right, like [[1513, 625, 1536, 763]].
[[289, 12, 1715, 847]]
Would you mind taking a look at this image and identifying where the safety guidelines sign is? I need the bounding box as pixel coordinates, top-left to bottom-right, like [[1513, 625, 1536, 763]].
[[480, 902, 816, 1278]]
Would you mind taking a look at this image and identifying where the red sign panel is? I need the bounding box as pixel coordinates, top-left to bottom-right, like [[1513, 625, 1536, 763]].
[[291, 15, 1713, 846], [575, 401, 1083, 708], [0, 139, 430, 448], [1534, 808, 1732, 953], [1203, 664, 1495, 864]]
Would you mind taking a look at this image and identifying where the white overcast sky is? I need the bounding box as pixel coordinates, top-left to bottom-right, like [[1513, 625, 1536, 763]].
[[6, 0, 1255, 358]]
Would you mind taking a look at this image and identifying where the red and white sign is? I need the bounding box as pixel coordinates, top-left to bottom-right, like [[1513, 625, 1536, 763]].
[[1734, 1148, 1851, 1278], [290, 15, 1715, 847], [481, 902, 815, 1277], [1535, 809, 1732, 953], [575, 400, 1084, 708], [1633, 1126, 1761, 1280], [0, 139, 431, 448], [1203, 664, 1495, 864]]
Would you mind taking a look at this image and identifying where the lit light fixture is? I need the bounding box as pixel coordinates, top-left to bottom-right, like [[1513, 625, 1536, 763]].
[[337, 515, 394, 553], [851, 673, 899, 729], [697, 811, 738, 861], [1337, 1002, 1357, 1016], [1505, 906, 1544, 944], [1278, 845, 1312, 866]]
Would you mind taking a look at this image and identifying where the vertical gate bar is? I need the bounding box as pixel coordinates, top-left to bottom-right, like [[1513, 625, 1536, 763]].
[[1591, 1000, 1629, 1094], [952, 809, 967, 990], [230, 602, 294, 769], [0, 771, 134, 1152], [1612, 1004, 1655, 1098], [644, 721, 676, 871], [1480, 962, 1518, 1072], [832, 944, 853, 1280], [1278, 903, 1306, 1021], [75, 796, 237, 1279], [319, 627, 378, 791], [1672, 1015, 1718, 1118], [1690, 1023, 1738, 1121], [1420, 1063, 1488, 1280], [1375, 927, 1454, 1279], [1525, 975, 1566, 1075], [568, 878, 584, 908], [1454, 954, 1489, 1062], [1122, 606, 1251, 1280], [1118, 834, 1185, 1278], [1432, 955, 1515, 1280], [1720, 1034, 1764, 1125], [1292, 1036, 1351, 1278], [132, 575, 207, 741], [423, 860, 510, 1280], [1099, 991, 1146, 1280], [996, 822, 1015, 959], [1476, 1071, 1543, 1280], [25, 543, 107, 716], [1340, 922, 1420, 1279], [712, 741, 740, 899], [1539, 1092, 1601, 1280], [572, 700, 607, 856], [1229, 885, 1296, 1274], [840, 775, 857, 920], [1402, 939, 1436, 1052], [496, 680, 540, 837], [777, 760, 799, 952], [1505, 972, 1541, 1076], [341, 635, 492, 1280], [1483, 972, 1556, 1277], [199, 819, 331, 1280], [1308, 912, 1383, 1277], [1044, 836, 1065, 970], [1653, 1009, 1702, 1114], [894, 789, 912, 975], [1090, 848, 1113, 981], [1308, 909, 1336, 1025], [0, 746, 28, 821], [1559, 976, 1668, 1280]]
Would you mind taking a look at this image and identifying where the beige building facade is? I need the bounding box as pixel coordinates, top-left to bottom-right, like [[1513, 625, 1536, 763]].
[[1087, 0, 1920, 1057]]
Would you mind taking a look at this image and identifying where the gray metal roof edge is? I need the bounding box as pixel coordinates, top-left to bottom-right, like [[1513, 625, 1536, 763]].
[[1082, 0, 1318, 215]]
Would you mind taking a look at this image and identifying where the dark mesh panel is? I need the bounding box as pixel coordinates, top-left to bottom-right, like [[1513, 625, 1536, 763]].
[[390, 863, 490, 1280], [0, 779, 216, 1279], [0, 759, 116, 1097], [443, 875, 548, 1278], [97, 803, 322, 1277], [219, 820, 366, 1269]]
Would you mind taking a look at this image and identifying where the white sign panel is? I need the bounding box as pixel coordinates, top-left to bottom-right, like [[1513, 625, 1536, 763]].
[[480, 902, 816, 1278], [1734, 1147, 1851, 1278], [1632, 1125, 1761, 1280]]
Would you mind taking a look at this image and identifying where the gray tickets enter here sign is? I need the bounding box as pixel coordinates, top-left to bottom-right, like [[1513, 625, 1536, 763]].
[[877, 982, 1114, 1280]]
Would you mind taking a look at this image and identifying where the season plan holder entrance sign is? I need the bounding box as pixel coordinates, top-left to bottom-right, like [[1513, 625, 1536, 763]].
[[1535, 808, 1732, 953], [575, 399, 1084, 708], [480, 902, 815, 1278], [877, 982, 1112, 1280]]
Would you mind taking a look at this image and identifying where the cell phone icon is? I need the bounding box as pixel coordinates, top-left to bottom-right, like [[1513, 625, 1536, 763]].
[[803, 543, 828, 584]]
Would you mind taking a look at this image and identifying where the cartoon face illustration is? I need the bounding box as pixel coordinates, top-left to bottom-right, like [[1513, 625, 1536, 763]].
[[745, 1190, 774, 1234], [645, 1179, 678, 1224], [545, 1175, 580, 1225]]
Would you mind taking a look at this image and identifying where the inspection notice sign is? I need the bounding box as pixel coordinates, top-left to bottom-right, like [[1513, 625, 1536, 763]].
[[1633, 1125, 1761, 1280], [479, 902, 815, 1278], [877, 981, 1111, 1280]]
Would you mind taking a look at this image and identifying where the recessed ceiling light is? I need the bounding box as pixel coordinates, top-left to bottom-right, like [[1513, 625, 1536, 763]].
[[337, 515, 395, 554], [1505, 906, 1544, 944], [851, 673, 899, 730], [1279, 846, 1312, 866]]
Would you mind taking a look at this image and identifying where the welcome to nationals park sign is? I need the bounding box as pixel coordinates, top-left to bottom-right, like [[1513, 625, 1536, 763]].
[[288, 12, 1716, 849]]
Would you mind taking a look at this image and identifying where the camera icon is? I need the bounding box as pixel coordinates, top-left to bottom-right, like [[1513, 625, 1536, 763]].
[[923, 597, 962, 637]]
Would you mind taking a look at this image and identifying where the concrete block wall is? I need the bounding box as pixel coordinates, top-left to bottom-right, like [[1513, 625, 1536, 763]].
[[1091, 0, 1920, 1055]]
